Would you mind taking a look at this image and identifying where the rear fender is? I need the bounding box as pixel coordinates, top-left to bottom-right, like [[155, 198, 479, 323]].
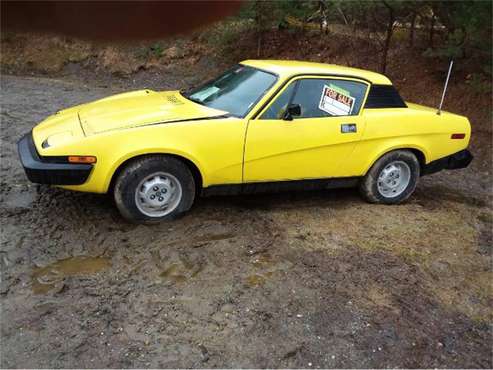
[[360, 141, 430, 175]]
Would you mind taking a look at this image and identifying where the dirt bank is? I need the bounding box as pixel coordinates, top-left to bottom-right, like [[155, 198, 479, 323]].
[[0, 71, 491, 368]]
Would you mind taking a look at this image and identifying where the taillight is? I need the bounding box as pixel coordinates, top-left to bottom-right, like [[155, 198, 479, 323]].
[[451, 133, 465, 139]]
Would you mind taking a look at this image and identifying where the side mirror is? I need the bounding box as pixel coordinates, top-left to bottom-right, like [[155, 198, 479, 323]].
[[283, 103, 301, 121]]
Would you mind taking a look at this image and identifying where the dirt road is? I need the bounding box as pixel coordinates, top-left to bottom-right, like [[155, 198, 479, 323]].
[[1, 75, 491, 368]]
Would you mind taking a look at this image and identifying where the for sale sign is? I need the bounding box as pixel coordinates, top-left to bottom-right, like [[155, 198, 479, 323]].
[[318, 84, 355, 116]]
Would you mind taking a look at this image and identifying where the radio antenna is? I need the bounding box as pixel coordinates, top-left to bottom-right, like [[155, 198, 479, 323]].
[[437, 60, 454, 115]]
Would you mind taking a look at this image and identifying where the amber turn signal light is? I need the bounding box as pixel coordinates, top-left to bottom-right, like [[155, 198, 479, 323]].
[[68, 156, 97, 164], [451, 133, 465, 139]]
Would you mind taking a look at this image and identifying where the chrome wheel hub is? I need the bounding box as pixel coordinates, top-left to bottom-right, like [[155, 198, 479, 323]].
[[135, 172, 182, 217], [377, 160, 411, 198]]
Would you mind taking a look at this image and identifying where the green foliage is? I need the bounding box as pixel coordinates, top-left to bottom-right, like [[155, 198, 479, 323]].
[[149, 43, 164, 58], [236, 0, 316, 29], [205, 0, 491, 73], [275, 0, 315, 22], [423, 33, 463, 59], [430, 1, 492, 59]]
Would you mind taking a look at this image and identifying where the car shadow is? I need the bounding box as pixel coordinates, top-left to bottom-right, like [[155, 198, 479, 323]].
[[193, 187, 361, 212]]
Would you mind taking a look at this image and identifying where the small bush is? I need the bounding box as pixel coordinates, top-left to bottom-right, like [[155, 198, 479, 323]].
[[201, 19, 254, 57], [135, 42, 165, 61]]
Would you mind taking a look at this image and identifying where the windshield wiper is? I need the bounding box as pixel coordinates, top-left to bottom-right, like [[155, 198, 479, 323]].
[[187, 96, 203, 105], [179, 90, 203, 105]]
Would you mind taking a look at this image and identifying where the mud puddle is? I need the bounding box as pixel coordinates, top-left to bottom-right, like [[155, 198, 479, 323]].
[[246, 253, 294, 287], [32, 256, 111, 294], [166, 232, 235, 248], [159, 258, 205, 284]]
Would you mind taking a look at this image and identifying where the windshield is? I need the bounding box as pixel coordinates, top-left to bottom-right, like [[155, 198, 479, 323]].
[[183, 65, 277, 117]]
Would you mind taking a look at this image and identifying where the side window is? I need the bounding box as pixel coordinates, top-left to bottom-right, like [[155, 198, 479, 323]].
[[260, 83, 296, 120], [291, 78, 367, 118]]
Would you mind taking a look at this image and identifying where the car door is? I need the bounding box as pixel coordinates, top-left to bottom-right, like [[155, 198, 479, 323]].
[[243, 76, 369, 183]]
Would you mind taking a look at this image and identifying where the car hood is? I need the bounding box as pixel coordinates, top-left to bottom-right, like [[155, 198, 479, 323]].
[[78, 90, 227, 136]]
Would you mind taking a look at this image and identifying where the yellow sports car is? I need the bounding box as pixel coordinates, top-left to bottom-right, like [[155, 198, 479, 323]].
[[18, 60, 473, 223]]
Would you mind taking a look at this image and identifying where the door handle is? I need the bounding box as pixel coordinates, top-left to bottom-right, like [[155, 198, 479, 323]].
[[341, 123, 357, 133]]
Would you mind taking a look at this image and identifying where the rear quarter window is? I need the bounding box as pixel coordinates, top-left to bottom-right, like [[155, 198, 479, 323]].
[[364, 85, 407, 108]]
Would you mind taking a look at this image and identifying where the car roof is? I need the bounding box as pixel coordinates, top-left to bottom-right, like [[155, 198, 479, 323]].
[[241, 59, 392, 85]]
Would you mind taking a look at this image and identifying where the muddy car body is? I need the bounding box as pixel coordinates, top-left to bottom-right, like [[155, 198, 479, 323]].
[[18, 60, 473, 222]]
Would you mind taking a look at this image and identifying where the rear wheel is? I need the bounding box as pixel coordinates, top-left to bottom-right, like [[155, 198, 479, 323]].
[[359, 150, 420, 204], [114, 155, 195, 223]]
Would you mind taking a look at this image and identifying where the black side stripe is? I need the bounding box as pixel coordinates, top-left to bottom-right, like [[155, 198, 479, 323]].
[[144, 114, 231, 126], [95, 114, 231, 134]]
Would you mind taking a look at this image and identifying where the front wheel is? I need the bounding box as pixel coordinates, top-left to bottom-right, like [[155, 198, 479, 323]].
[[114, 155, 195, 223], [359, 150, 420, 204]]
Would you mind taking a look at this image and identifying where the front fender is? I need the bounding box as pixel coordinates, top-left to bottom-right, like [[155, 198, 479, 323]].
[[101, 147, 205, 193], [58, 117, 245, 193], [60, 127, 207, 193]]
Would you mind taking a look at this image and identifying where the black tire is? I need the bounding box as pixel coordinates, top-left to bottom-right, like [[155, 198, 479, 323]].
[[359, 150, 420, 204], [113, 155, 195, 223]]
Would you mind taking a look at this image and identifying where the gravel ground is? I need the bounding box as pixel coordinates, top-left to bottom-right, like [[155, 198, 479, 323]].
[[1, 74, 492, 368]]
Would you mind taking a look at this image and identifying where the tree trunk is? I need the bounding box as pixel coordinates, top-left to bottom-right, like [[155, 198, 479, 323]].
[[429, 15, 435, 48], [409, 12, 416, 47], [336, 5, 349, 25], [257, 33, 262, 57], [254, 0, 262, 57], [318, 0, 328, 35], [381, 1, 395, 74]]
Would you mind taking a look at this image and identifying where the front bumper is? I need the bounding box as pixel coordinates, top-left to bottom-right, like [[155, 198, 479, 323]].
[[18, 133, 93, 185], [422, 149, 473, 176]]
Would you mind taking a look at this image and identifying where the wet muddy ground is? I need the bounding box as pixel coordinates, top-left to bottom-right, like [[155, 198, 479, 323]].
[[1, 75, 492, 368]]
